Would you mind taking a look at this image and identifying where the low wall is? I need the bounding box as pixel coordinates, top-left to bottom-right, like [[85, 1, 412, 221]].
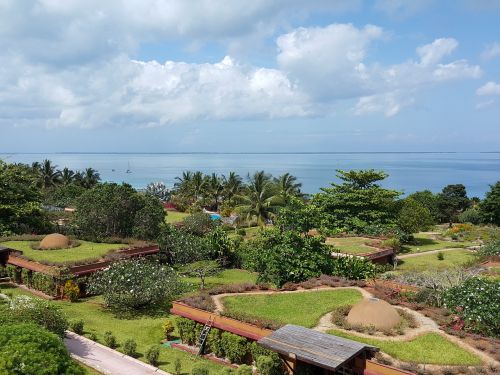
[[365, 361, 414, 375], [170, 302, 273, 341]]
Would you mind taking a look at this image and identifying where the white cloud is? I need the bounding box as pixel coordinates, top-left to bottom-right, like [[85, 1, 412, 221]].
[[417, 38, 458, 66], [476, 100, 495, 110], [481, 42, 500, 60], [374, 0, 434, 18], [476, 81, 500, 96]]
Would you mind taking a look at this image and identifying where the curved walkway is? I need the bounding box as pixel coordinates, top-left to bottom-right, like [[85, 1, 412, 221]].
[[397, 247, 474, 259], [212, 286, 498, 367]]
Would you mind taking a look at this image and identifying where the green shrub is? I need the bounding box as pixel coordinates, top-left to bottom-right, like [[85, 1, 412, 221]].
[[443, 277, 500, 336], [123, 339, 137, 357], [237, 228, 246, 236], [146, 345, 160, 366], [8, 296, 68, 337], [235, 365, 252, 375], [217, 369, 234, 375], [87, 332, 97, 341], [21, 268, 32, 286], [0, 323, 84, 375], [70, 319, 84, 335], [256, 355, 284, 375], [330, 256, 377, 280], [6, 265, 21, 283], [221, 332, 248, 363], [437, 251, 444, 260], [176, 317, 202, 345], [478, 238, 500, 257], [31, 272, 57, 296], [104, 331, 117, 348], [458, 207, 482, 225], [207, 328, 225, 357], [192, 363, 210, 375]]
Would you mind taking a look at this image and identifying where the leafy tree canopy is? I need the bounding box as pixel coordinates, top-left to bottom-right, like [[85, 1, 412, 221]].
[[397, 198, 434, 235], [437, 184, 470, 223], [480, 181, 500, 225], [312, 169, 400, 233]]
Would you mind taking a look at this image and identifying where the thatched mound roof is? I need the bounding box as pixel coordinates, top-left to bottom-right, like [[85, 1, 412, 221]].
[[347, 298, 401, 330], [39, 233, 70, 250]]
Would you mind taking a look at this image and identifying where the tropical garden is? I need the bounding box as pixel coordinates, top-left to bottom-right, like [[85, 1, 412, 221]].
[[1, 159, 499, 375]]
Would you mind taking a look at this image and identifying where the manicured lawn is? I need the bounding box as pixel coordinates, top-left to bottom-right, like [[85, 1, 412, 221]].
[[165, 211, 190, 224], [397, 250, 477, 272], [0, 284, 225, 374], [182, 269, 258, 289], [401, 233, 475, 254], [222, 289, 362, 328], [325, 237, 378, 254], [328, 330, 482, 366], [0, 240, 126, 264], [77, 361, 102, 374]]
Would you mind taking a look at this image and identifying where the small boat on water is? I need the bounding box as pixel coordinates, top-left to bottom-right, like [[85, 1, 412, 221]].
[[126, 162, 132, 174]]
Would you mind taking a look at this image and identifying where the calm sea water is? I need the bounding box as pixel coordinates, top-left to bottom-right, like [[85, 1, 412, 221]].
[[2, 153, 499, 197]]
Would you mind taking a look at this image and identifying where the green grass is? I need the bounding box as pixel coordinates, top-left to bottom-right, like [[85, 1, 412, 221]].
[[165, 211, 190, 224], [0, 284, 224, 374], [397, 250, 477, 272], [222, 289, 362, 328], [182, 269, 258, 289], [328, 330, 482, 366], [77, 361, 102, 375], [401, 233, 475, 254], [326, 237, 378, 254], [0, 240, 126, 264]]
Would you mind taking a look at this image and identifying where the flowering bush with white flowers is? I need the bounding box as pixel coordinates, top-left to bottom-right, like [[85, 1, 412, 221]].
[[443, 277, 500, 336], [87, 257, 182, 311]]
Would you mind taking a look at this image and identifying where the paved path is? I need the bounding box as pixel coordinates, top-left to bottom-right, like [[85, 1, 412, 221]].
[[397, 247, 473, 259], [65, 332, 171, 375]]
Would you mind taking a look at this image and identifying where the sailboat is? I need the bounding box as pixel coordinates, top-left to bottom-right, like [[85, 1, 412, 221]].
[[126, 162, 132, 174]]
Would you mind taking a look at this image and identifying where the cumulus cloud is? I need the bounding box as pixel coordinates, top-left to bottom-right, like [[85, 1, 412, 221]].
[[0, 3, 483, 127], [476, 81, 500, 96]]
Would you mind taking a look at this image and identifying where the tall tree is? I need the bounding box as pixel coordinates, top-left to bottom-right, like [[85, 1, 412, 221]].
[[312, 169, 400, 233], [236, 171, 280, 226], [39, 159, 61, 188], [206, 173, 223, 210], [480, 181, 500, 225], [81, 168, 100, 189], [437, 184, 470, 224], [60, 167, 75, 186], [222, 171, 243, 204], [274, 173, 302, 204]]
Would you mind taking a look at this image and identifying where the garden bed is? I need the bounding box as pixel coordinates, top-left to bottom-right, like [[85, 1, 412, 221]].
[[396, 250, 477, 272]]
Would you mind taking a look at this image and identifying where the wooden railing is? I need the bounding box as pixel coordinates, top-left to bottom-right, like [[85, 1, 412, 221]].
[[170, 302, 273, 341]]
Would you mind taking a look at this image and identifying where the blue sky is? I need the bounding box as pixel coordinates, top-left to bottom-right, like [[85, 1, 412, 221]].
[[1, 0, 499, 153]]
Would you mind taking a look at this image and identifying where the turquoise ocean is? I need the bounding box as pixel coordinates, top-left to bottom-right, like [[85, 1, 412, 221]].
[[2, 152, 499, 197]]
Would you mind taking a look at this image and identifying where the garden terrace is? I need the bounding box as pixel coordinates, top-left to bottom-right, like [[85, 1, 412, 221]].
[[400, 233, 476, 254], [396, 249, 476, 272], [327, 237, 395, 265]]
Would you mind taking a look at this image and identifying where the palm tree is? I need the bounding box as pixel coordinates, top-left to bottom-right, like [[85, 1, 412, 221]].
[[39, 159, 61, 188], [81, 168, 100, 188], [235, 171, 280, 226], [191, 171, 206, 201], [207, 173, 223, 210], [222, 172, 243, 204], [61, 167, 75, 186], [274, 173, 302, 204], [174, 171, 193, 195]]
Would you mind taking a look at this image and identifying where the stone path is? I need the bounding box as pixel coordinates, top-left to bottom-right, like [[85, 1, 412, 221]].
[[65, 332, 171, 375]]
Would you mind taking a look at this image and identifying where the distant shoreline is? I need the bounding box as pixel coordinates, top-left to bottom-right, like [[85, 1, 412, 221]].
[[1, 151, 499, 155]]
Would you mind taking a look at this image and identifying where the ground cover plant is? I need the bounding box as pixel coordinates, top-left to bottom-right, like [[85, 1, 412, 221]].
[[0, 240, 126, 264], [396, 249, 476, 272], [165, 210, 190, 224], [327, 330, 482, 366], [182, 269, 257, 290], [0, 284, 225, 374], [222, 289, 362, 328]]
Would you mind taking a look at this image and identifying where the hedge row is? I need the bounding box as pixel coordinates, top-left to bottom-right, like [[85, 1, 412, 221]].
[[5, 265, 58, 296]]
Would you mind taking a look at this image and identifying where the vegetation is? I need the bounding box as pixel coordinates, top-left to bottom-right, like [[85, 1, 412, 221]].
[[0, 240, 126, 264], [400, 233, 474, 254], [87, 258, 182, 311], [437, 184, 471, 224], [480, 181, 500, 225], [0, 323, 84, 374], [443, 277, 500, 336], [222, 289, 362, 328], [328, 330, 482, 366], [396, 250, 476, 272], [325, 237, 378, 254]]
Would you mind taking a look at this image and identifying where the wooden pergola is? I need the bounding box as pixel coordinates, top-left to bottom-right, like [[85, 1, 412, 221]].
[[258, 325, 378, 375]]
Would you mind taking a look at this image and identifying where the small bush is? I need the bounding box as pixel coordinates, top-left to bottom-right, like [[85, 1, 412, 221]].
[[235, 365, 252, 375], [176, 317, 202, 345], [70, 319, 84, 335], [192, 363, 210, 375], [64, 280, 80, 302], [123, 339, 137, 357], [256, 355, 284, 375], [87, 332, 97, 341], [104, 331, 117, 348], [162, 319, 175, 339], [146, 345, 160, 366], [237, 229, 246, 236], [207, 328, 225, 357], [381, 237, 402, 253], [437, 252, 444, 261], [221, 332, 248, 363]]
